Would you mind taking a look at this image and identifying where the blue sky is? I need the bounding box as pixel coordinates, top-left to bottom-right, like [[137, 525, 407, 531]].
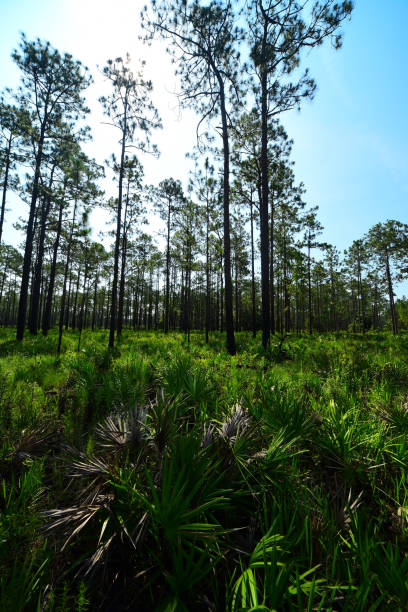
[[0, 0, 407, 291], [282, 0, 408, 255]]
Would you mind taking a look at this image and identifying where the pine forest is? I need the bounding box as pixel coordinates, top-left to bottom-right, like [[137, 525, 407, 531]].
[[1, 1, 408, 610]]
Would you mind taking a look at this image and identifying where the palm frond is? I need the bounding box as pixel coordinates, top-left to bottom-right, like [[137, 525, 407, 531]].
[[218, 403, 251, 446], [94, 404, 149, 453], [10, 424, 61, 462]]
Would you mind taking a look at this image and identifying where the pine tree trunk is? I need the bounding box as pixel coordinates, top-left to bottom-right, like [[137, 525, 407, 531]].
[[385, 249, 398, 334], [260, 30, 270, 348], [65, 269, 73, 330], [91, 275, 99, 332], [77, 262, 89, 351], [250, 197, 256, 338], [117, 233, 127, 337], [308, 242, 312, 334], [0, 253, 10, 315], [117, 179, 130, 338], [29, 165, 55, 334], [16, 123, 46, 341], [42, 196, 64, 335], [71, 268, 81, 331], [109, 102, 128, 349], [164, 200, 171, 334], [218, 78, 235, 355], [205, 199, 210, 343], [57, 200, 77, 354], [0, 135, 12, 246], [270, 189, 275, 335]]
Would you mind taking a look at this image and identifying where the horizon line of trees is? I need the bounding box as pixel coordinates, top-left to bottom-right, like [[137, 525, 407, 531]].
[[1, 2, 408, 352]]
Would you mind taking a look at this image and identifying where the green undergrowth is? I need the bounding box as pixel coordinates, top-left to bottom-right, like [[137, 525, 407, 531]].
[[1, 328, 408, 610]]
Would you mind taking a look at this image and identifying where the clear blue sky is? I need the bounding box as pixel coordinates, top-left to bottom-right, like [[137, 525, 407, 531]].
[[0, 0, 407, 290], [282, 0, 408, 256]]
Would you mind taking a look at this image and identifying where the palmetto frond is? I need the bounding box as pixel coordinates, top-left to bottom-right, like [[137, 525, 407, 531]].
[[59, 446, 114, 504], [67, 451, 111, 479], [85, 534, 116, 575], [94, 404, 148, 453], [10, 424, 61, 462], [218, 403, 251, 446], [149, 389, 179, 454], [43, 503, 103, 550], [201, 423, 216, 448]]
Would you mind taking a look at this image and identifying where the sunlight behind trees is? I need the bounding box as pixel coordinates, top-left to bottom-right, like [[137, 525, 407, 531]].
[[1, 1, 408, 609]]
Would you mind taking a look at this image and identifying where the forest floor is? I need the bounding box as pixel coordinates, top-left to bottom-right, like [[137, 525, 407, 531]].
[[2, 328, 408, 610]]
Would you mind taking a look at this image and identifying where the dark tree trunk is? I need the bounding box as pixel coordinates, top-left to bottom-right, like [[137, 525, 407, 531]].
[[385, 249, 398, 334], [220, 252, 224, 334], [234, 254, 239, 332], [357, 256, 366, 334], [215, 266, 220, 332], [148, 269, 153, 330], [105, 284, 111, 330], [218, 77, 235, 355], [117, 233, 127, 337], [109, 102, 128, 349], [42, 196, 64, 335], [205, 198, 210, 343], [77, 264, 89, 352], [65, 268, 73, 330], [16, 122, 46, 341], [0, 254, 10, 315], [91, 275, 99, 332], [117, 180, 130, 338], [29, 165, 55, 334], [57, 200, 77, 354], [71, 268, 81, 331], [154, 270, 160, 330], [259, 24, 270, 348], [0, 135, 12, 246], [270, 189, 275, 334], [373, 280, 378, 330], [308, 241, 312, 334], [283, 238, 290, 333], [164, 199, 171, 334], [250, 197, 256, 338]]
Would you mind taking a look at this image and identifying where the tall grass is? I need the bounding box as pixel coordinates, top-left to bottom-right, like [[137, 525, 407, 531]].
[[1, 329, 408, 609]]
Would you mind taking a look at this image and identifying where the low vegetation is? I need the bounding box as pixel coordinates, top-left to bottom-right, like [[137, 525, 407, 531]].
[[2, 329, 408, 610]]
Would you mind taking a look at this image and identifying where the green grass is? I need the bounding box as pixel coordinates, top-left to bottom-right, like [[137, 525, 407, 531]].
[[2, 328, 408, 610]]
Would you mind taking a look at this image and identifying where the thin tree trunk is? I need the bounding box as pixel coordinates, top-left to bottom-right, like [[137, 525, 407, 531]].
[[260, 22, 270, 348], [42, 195, 64, 335], [164, 199, 171, 334], [117, 179, 130, 338], [16, 122, 46, 341], [77, 262, 89, 351], [308, 241, 312, 334], [385, 249, 398, 334], [218, 77, 235, 355], [109, 101, 128, 348], [71, 268, 81, 331], [29, 165, 56, 334], [57, 199, 77, 354], [0, 135, 12, 246], [91, 275, 99, 332], [250, 197, 256, 338], [205, 196, 210, 343]]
